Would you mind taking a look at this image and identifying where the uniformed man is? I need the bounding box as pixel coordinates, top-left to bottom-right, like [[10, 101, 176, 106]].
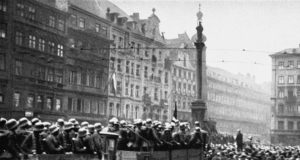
[[93, 123, 103, 158], [236, 129, 243, 151], [173, 123, 190, 149], [6, 119, 22, 159], [144, 119, 162, 151], [85, 125, 96, 154], [73, 128, 88, 154], [117, 120, 129, 150], [45, 125, 64, 154], [58, 122, 74, 152], [189, 127, 203, 148], [0, 117, 7, 129], [21, 122, 45, 154], [161, 124, 179, 150]]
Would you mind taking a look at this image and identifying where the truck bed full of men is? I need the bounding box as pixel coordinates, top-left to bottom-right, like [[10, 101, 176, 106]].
[[0, 117, 207, 159]]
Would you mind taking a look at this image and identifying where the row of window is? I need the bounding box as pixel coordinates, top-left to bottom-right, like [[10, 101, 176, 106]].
[[277, 88, 300, 98], [173, 80, 196, 95], [112, 81, 167, 101], [0, 0, 7, 12], [15, 31, 64, 57], [15, 60, 63, 83], [13, 92, 61, 111], [108, 103, 139, 119], [278, 75, 300, 84], [278, 60, 300, 70], [111, 58, 169, 84], [277, 120, 300, 130], [111, 34, 163, 59], [68, 70, 104, 89], [277, 104, 300, 114], [67, 97, 106, 115], [108, 102, 167, 120], [173, 67, 195, 80], [16, 2, 65, 31], [174, 98, 192, 110], [70, 14, 108, 37]]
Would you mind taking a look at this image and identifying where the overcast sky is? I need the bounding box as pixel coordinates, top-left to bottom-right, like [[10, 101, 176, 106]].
[[110, 0, 300, 83]]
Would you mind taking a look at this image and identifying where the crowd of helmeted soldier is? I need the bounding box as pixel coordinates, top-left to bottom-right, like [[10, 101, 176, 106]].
[[0, 116, 208, 159]]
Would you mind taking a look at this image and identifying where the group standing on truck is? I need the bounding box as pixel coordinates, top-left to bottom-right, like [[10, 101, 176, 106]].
[[0, 117, 207, 159]]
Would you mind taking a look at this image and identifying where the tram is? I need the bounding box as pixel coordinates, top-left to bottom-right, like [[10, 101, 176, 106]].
[[25, 132, 203, 160]]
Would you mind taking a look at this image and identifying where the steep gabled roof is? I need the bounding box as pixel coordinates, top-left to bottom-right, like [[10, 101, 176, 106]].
[[69, 0, 132, 21]]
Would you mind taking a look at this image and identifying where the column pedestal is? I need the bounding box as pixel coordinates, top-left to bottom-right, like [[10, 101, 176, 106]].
[[191, 99, 207, 127]]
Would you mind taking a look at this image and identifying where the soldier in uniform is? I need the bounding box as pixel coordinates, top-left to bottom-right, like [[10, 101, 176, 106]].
[[189, 127, 203, 148], [0, 117, 7, 129], [93, 123, 103, 158], [21, 122, 45, 154], [45, 125, 64, 154], [6, 119, 22, 159], [85, 125, 96, 155], [236, 129, 243, 152], [117, 120, 129, 150], [161, 124, 177, 150], [73, 128, 88, 154], [58, 122, 74, 152], [173, 123, 190, 149], [144, 119, 162, 151]]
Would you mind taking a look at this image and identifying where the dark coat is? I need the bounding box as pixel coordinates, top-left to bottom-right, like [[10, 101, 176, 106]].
[[73, 137, 88, 154], [236, 132, 243, 146], [58, 131, 73, 152], [45, 134, 64, 154], [189, 132, 203, 148], [21, 131, 43, 154]]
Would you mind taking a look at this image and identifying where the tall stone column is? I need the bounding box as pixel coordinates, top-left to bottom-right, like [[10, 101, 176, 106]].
[[191, 5, 207, 127]]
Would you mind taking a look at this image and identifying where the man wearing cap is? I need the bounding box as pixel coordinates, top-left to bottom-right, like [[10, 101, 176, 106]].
[[0, 129, 10, 159], [93, 123, 103, 158], [173, 123, 190, 149], [73, 128, 88, 154], [0, 118, 7, 129], [161, 124, 177, 150], [85, 125, 96, 154], [21, 122, 44, 154], [45, 125, 64, 154], [58, 122, 74, 152], [6, 119, 23, 159], [117, 120, 129, 150], [189, 127, 203, 149], [236, 129, 243, 152], [144, 119, 162, 151]]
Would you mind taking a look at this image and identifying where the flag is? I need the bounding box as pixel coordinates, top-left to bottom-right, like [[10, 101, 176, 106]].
[[112, 72, 117, 95], [172, 101, 178, 122]]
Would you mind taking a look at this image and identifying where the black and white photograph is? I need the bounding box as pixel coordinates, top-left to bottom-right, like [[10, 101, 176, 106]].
[[0, 0, 300, 159]]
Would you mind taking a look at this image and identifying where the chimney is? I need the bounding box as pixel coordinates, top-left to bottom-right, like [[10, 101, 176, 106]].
[[131, 13, 140, 21]]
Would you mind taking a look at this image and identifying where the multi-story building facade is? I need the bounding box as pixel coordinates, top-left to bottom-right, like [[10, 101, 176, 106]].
[[107, 11, 171, 122], [270, 47, 300, 145], [0, 0, 172, 123], [207, 66, 271, 142], [0, 0, 68, 121], [62, 0, 111, 123], [167, 33, 197, 121]]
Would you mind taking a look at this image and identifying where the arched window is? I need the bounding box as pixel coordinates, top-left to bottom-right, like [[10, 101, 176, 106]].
[[116, 103, 120, 117], [135, 106, 139, 119], [125, 104, 130, 118], [152, 55, 157, 63], [109, 103, 114, 116]]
